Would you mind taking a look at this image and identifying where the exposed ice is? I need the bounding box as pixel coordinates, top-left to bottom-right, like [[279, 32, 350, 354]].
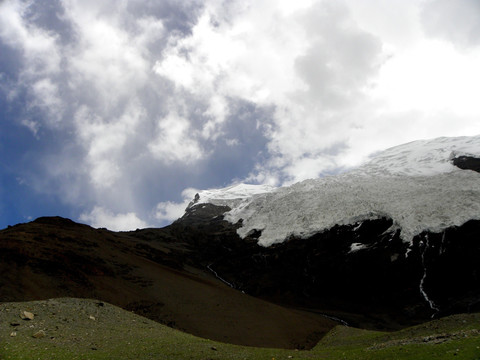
[[190, 135, 480, 247], [193, 183, 276, 209]]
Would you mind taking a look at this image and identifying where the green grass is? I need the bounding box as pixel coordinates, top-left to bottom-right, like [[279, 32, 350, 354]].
[[1, 299, 480, 360]]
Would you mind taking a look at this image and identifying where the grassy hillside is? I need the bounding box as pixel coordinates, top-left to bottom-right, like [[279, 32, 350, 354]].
[[1, 298, 479, 360]]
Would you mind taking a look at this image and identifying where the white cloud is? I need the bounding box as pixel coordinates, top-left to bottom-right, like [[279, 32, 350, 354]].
[[225, 138, 240, 147], [74, 102, 145, 188], [149, 112, 204, 164], [3, 0, 480, 228], [201, 95, 229, 140], [345, 0, 420, 48], [1, 0, 209, 224], [155, 201, 188, 222], [370, 40, 480, 116], [421, 0, 480, 48], [0, 1, 61, 77], [154, 0, 308, 104], [151, 0, 388, 183], [151, 0, 480, 185], [20, 119, 40, 138], [80, 206, 148, 231], [30, 78, 64, 124], [0, 1, 63, 127], [64, 2, 151, 108], [155, 187, 199, 222]]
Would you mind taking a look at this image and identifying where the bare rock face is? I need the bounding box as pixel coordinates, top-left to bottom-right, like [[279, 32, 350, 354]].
[[452, 156, 480, 173], [169, 203, 480, 329], [175, 202, 232, 225]]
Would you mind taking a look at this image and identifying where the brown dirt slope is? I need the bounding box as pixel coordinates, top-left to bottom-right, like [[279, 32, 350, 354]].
[[0, 217, 336, 349]]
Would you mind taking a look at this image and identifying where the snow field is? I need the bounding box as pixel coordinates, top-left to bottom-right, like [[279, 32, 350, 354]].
[[190, 135, 480, 247]]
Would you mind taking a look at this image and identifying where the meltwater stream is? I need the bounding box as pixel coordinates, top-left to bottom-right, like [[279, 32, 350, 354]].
[[419, 235, 440, 317]]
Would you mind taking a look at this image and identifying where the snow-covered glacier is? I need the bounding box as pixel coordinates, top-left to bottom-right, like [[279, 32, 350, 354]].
[[189, 135, 480, 247]]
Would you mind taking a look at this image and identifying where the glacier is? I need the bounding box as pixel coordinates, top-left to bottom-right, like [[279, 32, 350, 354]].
[[189, 135, 480, 247]]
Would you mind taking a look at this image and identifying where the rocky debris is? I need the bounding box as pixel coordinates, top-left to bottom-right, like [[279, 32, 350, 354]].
[[0, 298, 175, 355], [20, 311, 34, 321], [422, 334, 449, 344], [368, 328, 480, 350], [32, 330, 46, 338]]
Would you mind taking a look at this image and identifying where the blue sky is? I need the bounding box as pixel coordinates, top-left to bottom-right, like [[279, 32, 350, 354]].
[[1, 0, 480, 230]]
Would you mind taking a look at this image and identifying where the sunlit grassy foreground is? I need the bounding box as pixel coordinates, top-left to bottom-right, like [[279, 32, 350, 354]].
[[1, 298, 479, 360]]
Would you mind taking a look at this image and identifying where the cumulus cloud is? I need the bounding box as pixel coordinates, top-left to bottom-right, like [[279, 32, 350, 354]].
[[74, 102, 145, 188], [2, 0, 480, 230], [149, 112, 204, 164], [154, 0, 387, 183], [421, 0, 480, 48], [0, 1, 61, 77], [154, 187, 199, 222], [0, 0, 206, 228], [79, 206, 148, 231]]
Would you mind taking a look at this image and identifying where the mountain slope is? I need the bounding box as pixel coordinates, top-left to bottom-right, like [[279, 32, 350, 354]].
[[2, 134, 480, 347], [177, 135, 480, 324], [0, 216, 336, 349], [2, 298, 480, 360]]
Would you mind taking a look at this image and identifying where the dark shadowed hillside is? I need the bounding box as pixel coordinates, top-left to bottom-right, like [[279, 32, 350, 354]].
[[0, 216, 336, 349]]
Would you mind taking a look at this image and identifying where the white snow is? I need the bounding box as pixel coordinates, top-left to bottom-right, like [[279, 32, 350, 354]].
[[356, 135, 480, 177], [349, 243, 368, 253], [191, 183, 277, 209], [188, 135, 480, 247]]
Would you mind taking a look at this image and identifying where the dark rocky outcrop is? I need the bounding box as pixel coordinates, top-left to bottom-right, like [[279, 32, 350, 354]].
[[164, 205, 480, 329], [452, 156, 480, 173], [416, 220, 480, 315]]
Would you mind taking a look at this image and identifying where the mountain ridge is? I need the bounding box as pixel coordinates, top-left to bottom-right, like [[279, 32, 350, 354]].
[[187, 135, 480, 246], [0, 215, 337, 349], [2, 135, 480, 349], [170, 134, 480, 325]]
